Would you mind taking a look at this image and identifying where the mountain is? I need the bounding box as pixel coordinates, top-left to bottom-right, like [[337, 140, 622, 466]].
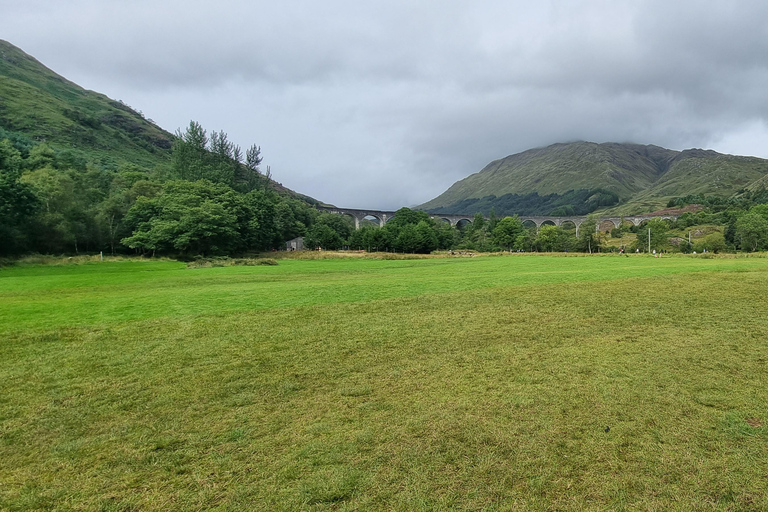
[[0, 39, 174, 168], [0, 40, 322, 204], [419, 142, 768, 216]]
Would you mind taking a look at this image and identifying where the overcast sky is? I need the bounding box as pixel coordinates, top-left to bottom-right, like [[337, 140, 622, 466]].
[[2, 0, 767, 209]]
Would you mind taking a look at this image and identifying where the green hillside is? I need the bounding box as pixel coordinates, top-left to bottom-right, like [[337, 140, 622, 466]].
[[0, 40, 174, 168], [0, 40, 329, 256], [745, 172, 768, 194], [0, 40, 324, 205], [602, 150, 768, 215], [421, 142, 768, 216]]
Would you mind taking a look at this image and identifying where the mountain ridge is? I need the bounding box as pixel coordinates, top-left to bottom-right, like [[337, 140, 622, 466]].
[[419, 141, 768, 216]]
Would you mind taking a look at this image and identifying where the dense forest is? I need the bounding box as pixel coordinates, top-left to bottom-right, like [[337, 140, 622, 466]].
[[0, 121, 317, 257], [3, 121, 768, 258]]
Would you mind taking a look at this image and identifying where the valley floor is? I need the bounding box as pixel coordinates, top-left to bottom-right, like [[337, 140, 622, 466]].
[[1, 254, 767, 510]]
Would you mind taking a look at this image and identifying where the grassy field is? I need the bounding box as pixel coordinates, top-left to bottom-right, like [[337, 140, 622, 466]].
[[1, 254, 767, 510]]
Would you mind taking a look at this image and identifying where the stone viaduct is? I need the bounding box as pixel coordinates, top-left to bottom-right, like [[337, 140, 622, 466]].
[[319, 207, 677, 236]]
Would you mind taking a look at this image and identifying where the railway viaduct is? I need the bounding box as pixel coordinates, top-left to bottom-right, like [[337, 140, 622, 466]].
[[319, 207, 678, 236]]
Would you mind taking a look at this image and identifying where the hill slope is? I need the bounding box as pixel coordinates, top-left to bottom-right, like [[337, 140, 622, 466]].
[[0, 39, 174, 168], [420, 142, 768, 216], [0, 40, 322, 204]]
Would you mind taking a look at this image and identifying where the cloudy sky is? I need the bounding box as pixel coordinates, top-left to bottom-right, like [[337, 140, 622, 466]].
[[2, 0, 767, 209]]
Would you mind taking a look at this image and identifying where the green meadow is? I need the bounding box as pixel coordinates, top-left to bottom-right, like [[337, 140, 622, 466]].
[[1, 254, 767, 510]]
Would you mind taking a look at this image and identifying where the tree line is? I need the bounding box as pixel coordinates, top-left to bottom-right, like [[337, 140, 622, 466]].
[[3, 122, 768, 257], [0, 122, 317, 257], [303, 209, 606, 254]]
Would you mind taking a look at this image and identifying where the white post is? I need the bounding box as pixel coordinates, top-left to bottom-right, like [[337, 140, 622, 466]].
[[648, 228, 651, 254], [100, 251, 103, 261]]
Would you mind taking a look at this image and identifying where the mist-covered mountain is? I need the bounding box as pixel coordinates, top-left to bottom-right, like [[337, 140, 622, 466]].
[[419, 142, 768, 216]]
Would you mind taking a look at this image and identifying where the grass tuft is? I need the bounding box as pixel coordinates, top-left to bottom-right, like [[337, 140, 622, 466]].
[[339, 385, 373, 397], [299, 467, 363, 505], [186, 257, 278, 268]]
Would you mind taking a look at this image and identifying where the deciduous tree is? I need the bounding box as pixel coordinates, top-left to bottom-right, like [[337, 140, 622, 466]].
[[735, 212, 768, 251], [491, 216, 524, 250]]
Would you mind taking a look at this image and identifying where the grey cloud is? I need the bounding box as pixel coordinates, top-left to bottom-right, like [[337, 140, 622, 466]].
[[2, 0, 767, 208]]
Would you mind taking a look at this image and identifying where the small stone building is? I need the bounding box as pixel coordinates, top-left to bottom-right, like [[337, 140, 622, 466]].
[[286, 237, 304, 251]]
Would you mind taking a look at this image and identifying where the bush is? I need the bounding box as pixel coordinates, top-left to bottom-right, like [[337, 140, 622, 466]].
[[186, 257, 278, 268], [693, 232, 727, 254]]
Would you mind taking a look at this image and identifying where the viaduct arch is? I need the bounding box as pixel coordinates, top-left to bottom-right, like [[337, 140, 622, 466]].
[[319, 207, 474, 229], [515, 215, 678, 236], [318, 207, 677, 236]]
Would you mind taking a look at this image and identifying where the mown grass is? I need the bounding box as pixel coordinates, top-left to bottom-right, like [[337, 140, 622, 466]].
[[2, 254, 765, 336], [1, 254, 768, 510]]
